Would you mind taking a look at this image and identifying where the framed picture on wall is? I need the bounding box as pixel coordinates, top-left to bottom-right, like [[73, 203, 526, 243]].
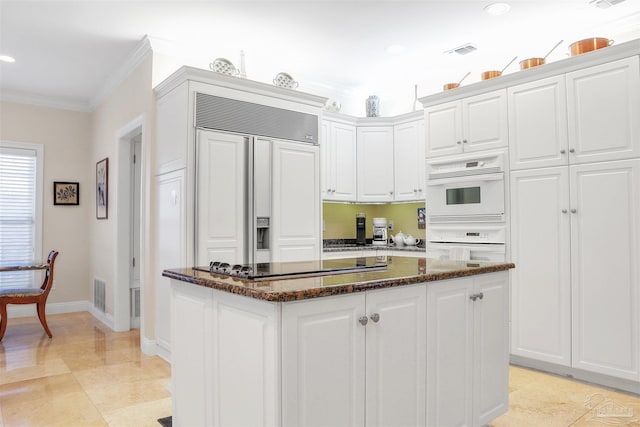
[[96, 158, 108, 219], [53, 181, 79, 205]]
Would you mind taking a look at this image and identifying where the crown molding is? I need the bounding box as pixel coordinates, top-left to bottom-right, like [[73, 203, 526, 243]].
[[0, 90, 91, 112], [88, 35, 153, 110]]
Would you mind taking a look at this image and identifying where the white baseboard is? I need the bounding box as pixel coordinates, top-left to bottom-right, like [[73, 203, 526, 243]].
[[7, 300, 91, 318], [141, 336, 158, 356], [87, 305, 115, 330], [511, 355, 640, 395]]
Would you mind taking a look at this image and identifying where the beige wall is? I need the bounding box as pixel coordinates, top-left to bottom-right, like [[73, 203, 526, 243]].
[[89, 52, 155, 335], [0, 101, 92, 304], [323, 202, 426, 240]]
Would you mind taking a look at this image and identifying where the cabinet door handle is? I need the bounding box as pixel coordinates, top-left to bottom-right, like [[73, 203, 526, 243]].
[[569, 148, 575, 153], [358, 316, 369, 326], [560, 149, 566, 154], [369, 313, 380, 323], [571, 209, 577, 213], [470, 294, 478, 301]]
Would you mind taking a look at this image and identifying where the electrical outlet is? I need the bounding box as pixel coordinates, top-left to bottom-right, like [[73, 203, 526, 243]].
[[388, 220, 394, 231]]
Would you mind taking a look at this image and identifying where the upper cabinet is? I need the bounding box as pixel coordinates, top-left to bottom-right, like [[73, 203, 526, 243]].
[[394, 119, 426, 201], [321, 119, 357, 201], [357, 126, 395, 202], [425, 89, 508, 157], [566, 56, 640, 164], [509, 56, 640, 170]]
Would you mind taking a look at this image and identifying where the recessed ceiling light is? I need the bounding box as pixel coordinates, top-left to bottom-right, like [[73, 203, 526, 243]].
[[445, 43, 478, 55], [0, 55, 15, 63], [386, 45, 408, 54], [589, 0, 625, 8], [484, 2, 511, 15]]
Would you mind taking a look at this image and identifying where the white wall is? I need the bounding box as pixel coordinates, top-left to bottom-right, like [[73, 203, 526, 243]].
[[0, 101, 92, 305]]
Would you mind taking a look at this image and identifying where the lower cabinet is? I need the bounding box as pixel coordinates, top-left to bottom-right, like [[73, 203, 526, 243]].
[[282, 285, 427, 427], [426, 273, 509, 427], [170, 271, 510, 427]]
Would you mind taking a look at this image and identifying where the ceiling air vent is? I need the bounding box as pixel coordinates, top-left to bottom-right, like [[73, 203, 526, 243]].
[[446, 43, 478, 55], [590, 0, 625, 8]]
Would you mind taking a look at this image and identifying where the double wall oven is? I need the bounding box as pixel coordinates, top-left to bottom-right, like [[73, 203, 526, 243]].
[[425, 149, 507, 262]]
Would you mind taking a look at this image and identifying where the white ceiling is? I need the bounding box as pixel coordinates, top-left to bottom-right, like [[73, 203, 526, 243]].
[[1, 1, 639, 115]]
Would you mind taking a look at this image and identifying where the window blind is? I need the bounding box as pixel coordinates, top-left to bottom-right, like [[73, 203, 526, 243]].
[[0, 146, 37, 288]]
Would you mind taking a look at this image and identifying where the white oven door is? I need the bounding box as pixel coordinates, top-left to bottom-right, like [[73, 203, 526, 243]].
[[426, 242, 506, 262], [425, 173, 504, 221]]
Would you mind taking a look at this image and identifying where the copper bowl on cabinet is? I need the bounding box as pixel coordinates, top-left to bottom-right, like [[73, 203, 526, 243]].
[[481, 70, 502, 80], [520, 57, 545, 70], [569, 38, 613, 56], [443, 83, 460, 91]]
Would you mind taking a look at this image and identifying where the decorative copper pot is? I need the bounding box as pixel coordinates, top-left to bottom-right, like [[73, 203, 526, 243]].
[[481, 70, 501, 80], [443, 83, 459, 90], [520, 57, 545, 70], [569, 38, 613, 56]]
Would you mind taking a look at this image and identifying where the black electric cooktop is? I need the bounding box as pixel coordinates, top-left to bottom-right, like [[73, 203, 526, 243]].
[[193, 257, 387, 280]]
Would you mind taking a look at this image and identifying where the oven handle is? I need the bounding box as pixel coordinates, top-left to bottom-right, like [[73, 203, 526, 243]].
[[426, 172, 503, 186]]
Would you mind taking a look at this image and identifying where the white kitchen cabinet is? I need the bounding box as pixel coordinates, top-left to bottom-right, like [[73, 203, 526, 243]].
[[570, 160, 640, 381], [282, 285, 427, 427], [155, 169, 187, 359], [508, 76, 569, 170], [155, 81, 189, 175], [357, 126, 395, 202], [425, 89, 508, 157], [510, 167, 571, 366], [271, 140, 321, 262], [394, 119, 426, 201], [510, 160, 640, 384], [426, 272, 509, 427], [322, 120, 357, 201], [196, 130, 246, 265], [566, 56, 640, 164]]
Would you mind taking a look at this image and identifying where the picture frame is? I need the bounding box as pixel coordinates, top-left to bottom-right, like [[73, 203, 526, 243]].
[[96, 158, 108, 219], [53, 181, 79, 205]]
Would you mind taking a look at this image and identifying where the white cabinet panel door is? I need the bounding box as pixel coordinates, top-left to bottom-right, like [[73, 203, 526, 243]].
[[155, 169, 186, 353], [357, 126, 395, 202], [426, 277, 474, 427], [474, 273, 510, 426], [510, 168, 571, 366], [394, 120, 426, 201], [196, 130, 246, 265], [508, 76, 569, 170], [425, 100, 462, 157], [462, 89, 508, 153], [282, 294, 366, 427], [570, 160, 640, 381], [332, 122, 358, 201], [567, 56, 640, 164], [365, 285, 427, 427], [271, 140, 320, 262], [320, 120, 331, 198]]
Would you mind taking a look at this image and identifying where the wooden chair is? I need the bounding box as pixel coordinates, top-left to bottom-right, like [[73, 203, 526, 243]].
[[0, 250, 59, 341]]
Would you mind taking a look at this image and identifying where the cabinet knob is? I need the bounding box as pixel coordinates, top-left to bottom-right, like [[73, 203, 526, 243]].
[[389, 191, 394, 196], [478, 292, 484, 300], [369, 313, 380, 323], [571, 209, 577, 213], [562, 209, 568, 213], [358, 316, 369, 326], [470, 294, 478, 301], [463, 139, 468, 144], [457, 141, 462, 145], [560, 149, 566, 154], [569, 148, 575, 153]]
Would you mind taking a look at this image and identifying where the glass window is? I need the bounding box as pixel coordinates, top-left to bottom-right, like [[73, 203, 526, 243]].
[[0, 142, 43, 289]]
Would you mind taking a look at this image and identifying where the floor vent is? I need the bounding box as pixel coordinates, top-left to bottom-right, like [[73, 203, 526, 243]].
[[94, 278, 106, 313], [130, 287, 141, 318]]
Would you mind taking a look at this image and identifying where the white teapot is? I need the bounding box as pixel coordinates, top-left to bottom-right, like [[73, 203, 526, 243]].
[[391, 231, 406, 246], [403, 235, 422, 246]]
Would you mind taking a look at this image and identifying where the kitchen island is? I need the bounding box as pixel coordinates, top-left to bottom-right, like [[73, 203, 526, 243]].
[[163, 256, 515, 427]]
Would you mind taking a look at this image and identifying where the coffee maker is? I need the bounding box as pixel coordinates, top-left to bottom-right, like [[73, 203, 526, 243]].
[[372, 217, 388, 246], [356, 213, 366, 245]]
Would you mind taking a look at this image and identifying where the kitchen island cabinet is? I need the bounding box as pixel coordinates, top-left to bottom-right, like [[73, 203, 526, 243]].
[[164, 257, 514, 427]]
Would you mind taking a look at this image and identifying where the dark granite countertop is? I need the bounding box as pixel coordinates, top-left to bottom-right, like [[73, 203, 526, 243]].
[[162, 256, 514, 302]]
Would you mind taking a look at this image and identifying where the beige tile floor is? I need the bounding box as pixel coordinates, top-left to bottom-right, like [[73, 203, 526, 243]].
[[1, 312, 639, 426]]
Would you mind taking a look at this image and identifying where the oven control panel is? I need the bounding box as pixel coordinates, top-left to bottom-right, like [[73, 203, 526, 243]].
[[428, 224, 506, 244]]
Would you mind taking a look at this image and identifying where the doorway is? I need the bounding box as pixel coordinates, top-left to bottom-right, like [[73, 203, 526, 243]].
[[114, 116, 145, 332]]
